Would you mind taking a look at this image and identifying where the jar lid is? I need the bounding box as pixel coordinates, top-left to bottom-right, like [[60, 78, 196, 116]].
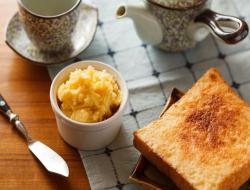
[[147, 0, 206, 9]]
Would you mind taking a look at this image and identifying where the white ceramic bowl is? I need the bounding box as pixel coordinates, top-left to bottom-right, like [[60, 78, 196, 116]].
[[50, 60, 128, 150]]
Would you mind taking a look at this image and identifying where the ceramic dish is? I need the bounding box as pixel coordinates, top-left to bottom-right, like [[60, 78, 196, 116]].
[[5, 3, 98, 66], [129, 88, 250, 190], [50, 60, 129, 150]]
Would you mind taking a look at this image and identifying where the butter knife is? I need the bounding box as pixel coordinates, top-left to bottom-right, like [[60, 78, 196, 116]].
[[0, 94, 69, 177]]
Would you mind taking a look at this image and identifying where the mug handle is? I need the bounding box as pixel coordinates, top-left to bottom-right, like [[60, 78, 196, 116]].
[[195, 9, 248, 44]]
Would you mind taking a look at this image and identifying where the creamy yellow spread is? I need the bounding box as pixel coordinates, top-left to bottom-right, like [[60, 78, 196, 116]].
[[57, 66, 121, 123]]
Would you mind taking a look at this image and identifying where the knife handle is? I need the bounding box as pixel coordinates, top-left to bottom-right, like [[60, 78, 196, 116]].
[[0, 94, 18, 123], [0, 94, 32, 142], [0, 94, 11, 114]]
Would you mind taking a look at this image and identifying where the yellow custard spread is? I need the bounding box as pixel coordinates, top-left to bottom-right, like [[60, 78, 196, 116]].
[[57, 66, 121, 123]]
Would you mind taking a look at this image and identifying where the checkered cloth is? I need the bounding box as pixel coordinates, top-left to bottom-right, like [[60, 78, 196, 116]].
[[47, 0, 250, 189]]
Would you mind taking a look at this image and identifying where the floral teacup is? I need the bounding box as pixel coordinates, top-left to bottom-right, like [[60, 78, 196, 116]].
[[17, 0, 81, 52]]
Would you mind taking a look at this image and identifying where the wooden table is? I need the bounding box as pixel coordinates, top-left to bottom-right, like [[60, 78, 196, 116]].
[[0, 1, 90, 189]]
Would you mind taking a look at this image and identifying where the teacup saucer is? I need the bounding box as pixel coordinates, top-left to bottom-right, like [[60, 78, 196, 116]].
[[5, 3, 98, 66]]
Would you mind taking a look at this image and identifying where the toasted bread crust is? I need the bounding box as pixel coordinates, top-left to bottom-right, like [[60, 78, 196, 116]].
[[134, 68, 250, 190], [134, 134, 196, 190]]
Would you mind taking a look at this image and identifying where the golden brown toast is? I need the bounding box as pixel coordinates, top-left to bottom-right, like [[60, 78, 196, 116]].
[[134, 68, 250, 190]]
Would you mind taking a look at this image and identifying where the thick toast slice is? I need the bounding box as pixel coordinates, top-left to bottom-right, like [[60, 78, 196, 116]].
[[134, 68, 250, 190]]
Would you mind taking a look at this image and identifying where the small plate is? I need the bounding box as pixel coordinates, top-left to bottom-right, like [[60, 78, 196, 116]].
[[5, 3, 98, 66], [130, 88, 250, 190]]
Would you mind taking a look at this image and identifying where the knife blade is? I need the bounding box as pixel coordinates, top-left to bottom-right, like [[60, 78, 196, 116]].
[[29, 141, 69, 177]]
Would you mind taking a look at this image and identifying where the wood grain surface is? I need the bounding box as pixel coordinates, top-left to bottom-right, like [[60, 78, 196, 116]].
[[0, 1, 90, 189]]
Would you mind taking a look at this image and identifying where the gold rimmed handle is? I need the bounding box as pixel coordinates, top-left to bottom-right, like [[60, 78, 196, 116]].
[[195, 9, 249, 44]]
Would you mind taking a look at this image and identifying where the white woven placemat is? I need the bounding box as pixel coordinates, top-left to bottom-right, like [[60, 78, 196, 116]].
[[47, 0, 250, 189]]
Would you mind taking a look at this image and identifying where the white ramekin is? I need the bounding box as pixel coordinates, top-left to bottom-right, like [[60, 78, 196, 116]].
[[50, 60, 128, 150]]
